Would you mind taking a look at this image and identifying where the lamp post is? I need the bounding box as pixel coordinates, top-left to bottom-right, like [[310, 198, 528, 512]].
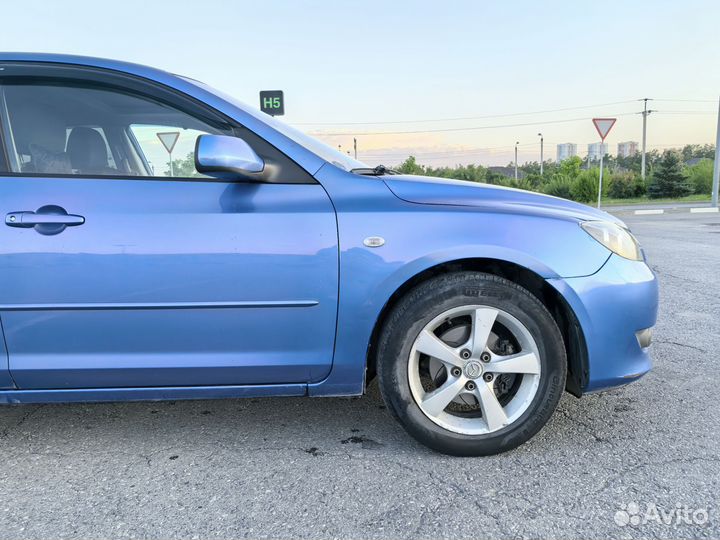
[[514, 141, 519, 181], [538, 133, 544, 176]]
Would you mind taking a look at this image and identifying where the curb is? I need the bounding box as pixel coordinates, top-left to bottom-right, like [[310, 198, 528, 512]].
[[634, 209, 665, 215], [609, 207, 720, 216]]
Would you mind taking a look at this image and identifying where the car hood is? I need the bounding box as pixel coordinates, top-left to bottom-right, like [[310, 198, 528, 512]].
[[382, 174, 624, 224]]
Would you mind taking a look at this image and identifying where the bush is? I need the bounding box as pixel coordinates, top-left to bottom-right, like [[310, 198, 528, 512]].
[[608, 171, 646, 199], [631, 174, 648, 197], [542, 175, 574, 200], [570, 169, 608, 203], [494, 176, 533, 191], [607, 173, 633, 199], [685, 159, 714, 194]]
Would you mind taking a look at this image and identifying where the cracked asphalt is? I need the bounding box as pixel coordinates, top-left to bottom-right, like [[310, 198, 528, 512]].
[[0, 212, 718, 539]]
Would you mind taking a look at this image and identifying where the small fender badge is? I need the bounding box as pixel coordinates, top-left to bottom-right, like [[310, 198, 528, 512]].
[[363, 236, 385, 248]]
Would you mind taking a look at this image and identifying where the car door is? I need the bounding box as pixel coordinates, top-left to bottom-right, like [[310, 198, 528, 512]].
[[0, 68, 338, 389]]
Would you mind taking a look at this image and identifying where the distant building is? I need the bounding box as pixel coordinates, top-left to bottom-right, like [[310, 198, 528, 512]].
[[588, 142, 609, 161], [617, 141, 639, 158], [556, 143, 577, 162]]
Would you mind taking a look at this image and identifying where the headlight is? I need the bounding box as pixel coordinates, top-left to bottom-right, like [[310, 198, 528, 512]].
[[580, 221, 642, 261]]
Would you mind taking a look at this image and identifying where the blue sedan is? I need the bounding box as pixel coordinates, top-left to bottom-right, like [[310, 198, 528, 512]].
[[0, 53, 657, 455]]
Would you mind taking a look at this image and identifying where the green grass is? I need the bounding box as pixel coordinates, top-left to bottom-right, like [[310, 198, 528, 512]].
[[601, 194, 711, 206]]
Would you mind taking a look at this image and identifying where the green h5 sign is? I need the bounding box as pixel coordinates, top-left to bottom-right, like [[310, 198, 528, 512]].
[[260, 90, 284, 116]]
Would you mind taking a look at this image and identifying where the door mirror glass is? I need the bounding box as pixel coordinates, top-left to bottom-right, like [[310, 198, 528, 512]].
[[195, 135, 265, 179]]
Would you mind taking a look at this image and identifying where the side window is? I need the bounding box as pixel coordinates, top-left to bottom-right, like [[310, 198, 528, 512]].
[[129, 125, 208, 177], [0, 81, 230, 178]]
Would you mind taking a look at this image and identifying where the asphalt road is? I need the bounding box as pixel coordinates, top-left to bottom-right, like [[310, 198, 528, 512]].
[[0, 212, 718, 540]]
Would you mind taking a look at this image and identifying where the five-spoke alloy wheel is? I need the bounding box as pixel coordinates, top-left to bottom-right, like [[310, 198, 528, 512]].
[[377, 272, 566, 456]]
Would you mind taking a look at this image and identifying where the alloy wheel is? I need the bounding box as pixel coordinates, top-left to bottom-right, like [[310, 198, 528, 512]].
[[408, 305, 542, 435]]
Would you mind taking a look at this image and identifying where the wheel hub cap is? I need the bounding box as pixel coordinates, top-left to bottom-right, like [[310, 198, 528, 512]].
[[464, 360, 483, 379]]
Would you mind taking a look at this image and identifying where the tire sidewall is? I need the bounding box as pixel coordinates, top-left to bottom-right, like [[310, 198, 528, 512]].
[[378, 273, 566, 456]]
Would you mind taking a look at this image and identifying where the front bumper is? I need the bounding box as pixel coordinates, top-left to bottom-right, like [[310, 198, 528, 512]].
[[549, 254, 659, 393]]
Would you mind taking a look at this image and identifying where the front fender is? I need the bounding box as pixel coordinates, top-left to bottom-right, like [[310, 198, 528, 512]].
[[308, 166, 612, 396]]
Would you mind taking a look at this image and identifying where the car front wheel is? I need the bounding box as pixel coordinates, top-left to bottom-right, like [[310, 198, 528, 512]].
[[377, 272, 567, 456]]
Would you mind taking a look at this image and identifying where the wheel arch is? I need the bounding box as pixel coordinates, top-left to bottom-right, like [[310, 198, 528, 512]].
[[365, 258, 589, 397]]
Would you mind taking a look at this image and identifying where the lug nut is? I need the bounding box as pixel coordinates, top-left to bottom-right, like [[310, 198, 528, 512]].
[[460, 349, 471, 360], [451, 367, 462, 377], [483, 373, 494, 382], [465, 381, 476, 391], [480, 352, 491, 363]]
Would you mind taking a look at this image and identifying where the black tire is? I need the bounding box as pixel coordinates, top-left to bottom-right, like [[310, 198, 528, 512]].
[[377, 271, 566, 456]]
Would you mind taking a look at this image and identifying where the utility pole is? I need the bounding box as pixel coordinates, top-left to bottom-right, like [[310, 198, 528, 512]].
[[538, 133, 544, 175], [353, 137, 357, 160], [514, 141, 519, 180], [640, 98, 653, 181], [712, 96, 720, 208]]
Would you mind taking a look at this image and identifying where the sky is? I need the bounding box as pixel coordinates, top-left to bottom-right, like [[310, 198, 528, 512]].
[[1, 0, 718, 166]]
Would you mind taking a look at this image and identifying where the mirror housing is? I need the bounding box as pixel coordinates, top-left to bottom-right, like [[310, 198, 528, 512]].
[[195, 134, 264, 179]]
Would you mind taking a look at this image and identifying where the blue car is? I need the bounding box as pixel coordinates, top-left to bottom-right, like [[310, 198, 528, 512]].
[[0, 53, 657, 455]]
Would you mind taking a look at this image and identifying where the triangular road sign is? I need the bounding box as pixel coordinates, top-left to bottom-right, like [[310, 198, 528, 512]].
[[157, 131, 180, 153], [592, 118, 617, 141]]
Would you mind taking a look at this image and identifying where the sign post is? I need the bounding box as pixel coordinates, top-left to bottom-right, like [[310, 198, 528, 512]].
[[157, 131, 180, 177], [592, 118, 617, 208], [259, 90, 284, 116]]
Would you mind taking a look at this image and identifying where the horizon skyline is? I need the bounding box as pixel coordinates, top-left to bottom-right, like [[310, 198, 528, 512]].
[[353, 137, 714, 169]]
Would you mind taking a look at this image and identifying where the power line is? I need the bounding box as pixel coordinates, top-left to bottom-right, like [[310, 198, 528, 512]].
[[654, 110, 716, 115], [310, 112, 639, 137], [359, 141, 707, 160], [294, 100, 638, 126], [653, 98, 717, 103]]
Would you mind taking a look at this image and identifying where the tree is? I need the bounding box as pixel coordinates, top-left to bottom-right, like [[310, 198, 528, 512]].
[[558, 156, 582, 178], [395, 156, 425, 175], [685, 158, 714, 194], [647, 151, 693, 198], [165, 152, 201, 177], [681, 144, 715, 161]]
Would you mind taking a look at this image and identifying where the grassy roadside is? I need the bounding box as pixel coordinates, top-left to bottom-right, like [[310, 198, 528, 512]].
[[600, 194, 712, 206]]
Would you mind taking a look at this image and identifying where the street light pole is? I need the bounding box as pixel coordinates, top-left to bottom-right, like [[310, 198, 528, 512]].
[[514, 141, 519, 181], [538, 133, 544, 175], [712, 96, 720, 208]]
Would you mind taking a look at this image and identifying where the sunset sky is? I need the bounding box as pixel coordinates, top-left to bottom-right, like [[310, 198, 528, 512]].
[[2, 0, 718, 166]]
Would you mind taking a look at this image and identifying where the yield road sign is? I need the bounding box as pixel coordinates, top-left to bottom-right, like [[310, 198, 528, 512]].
[[592, 118, 617, 141], [157, 132, 180, 153]]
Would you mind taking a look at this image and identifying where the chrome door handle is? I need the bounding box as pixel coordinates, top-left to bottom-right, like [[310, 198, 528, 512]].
[[6, 211, 85, 227], [5, 205, 85, 235]]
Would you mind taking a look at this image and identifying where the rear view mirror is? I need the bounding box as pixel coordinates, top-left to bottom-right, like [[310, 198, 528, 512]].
[[195, 135, 264, 179]]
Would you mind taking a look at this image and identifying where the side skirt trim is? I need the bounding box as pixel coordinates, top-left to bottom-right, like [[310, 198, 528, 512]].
[[0, 383, 307, 404]]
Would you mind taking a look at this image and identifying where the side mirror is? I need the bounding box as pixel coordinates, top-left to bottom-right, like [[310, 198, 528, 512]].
[[195, 134, 264, 179]]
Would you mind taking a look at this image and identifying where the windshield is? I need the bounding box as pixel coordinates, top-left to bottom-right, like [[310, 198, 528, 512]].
[[182, 77, 368, 172], [261, 115, 368, 172]]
